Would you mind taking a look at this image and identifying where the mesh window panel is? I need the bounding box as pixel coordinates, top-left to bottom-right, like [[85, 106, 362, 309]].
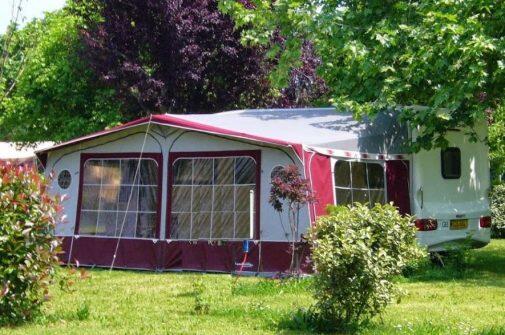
[[99, 186, 119, 210], [213, 186, 234, 211], [235, 185, 254, 212], [235, 212, 251, 239], [350, 162, 367, 188], [367, 163, 384, 189], [83, 160, 102, 184], [136, 213, 156, 238], [212, 212, 234, 239], [192, 186, 213, 212], [139, 186, 157, 212], [334, 160, 386, 207], [79, 211, 98, 235], [214, 158, 234, 184], [193, 159, 213, 185], [173, 159, 192, 185], [97, 211, 117, 236], [81, 185, 100, 210], [121, 160, 138, 185], [79, 158, 159, 238], [335, 188, 352, 206], [171, 213, 191, 239], [369, 190, 385, 205], [192, 212, 211, 239], [118, 212, 137, 238], [117, 186, 139, 211], [170, 156, 257, 240], [101, 160, 121, 186], [235, 157, 256, 184], [172, 186, 192, 212], [352, 189, 369, 204], [334, 161, 351, 188], [140, 160, 158, 185]]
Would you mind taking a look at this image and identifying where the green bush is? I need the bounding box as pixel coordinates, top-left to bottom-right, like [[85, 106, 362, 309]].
[[490, 184, 505, 238], [308, 203, 425, 331], [0, 163, 62, 325]]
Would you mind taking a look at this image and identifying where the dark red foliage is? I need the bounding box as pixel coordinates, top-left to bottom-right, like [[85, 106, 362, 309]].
[[269, 164, 316, 212], [77, 0, 326, 116]]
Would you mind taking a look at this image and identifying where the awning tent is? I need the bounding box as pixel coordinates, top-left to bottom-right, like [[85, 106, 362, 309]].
[[36, 108, 411, 273]]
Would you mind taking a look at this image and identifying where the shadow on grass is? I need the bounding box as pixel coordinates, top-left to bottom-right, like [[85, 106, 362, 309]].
[[402, 240, 505, 285]]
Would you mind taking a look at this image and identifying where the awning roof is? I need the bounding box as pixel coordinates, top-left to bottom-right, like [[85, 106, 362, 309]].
[[1, 142, 54, 159], [36, 108, 409, 157]]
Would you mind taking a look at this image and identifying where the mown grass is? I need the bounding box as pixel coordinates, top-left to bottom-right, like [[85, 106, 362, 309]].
[[1, 240, 505, 335]]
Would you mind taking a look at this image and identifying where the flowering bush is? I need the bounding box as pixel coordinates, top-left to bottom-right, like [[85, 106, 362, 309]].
[[0, 163, 62, 325], [269, 164, 315, 273]]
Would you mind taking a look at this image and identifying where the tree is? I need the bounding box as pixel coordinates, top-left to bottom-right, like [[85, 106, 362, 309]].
[[489, 105, 505, 180], [220, 0, 505, 151], [0, 9, 123, 143], [269, 164, 315, 274], [0, 0, 26, 104], [77, 0, 326, 115]]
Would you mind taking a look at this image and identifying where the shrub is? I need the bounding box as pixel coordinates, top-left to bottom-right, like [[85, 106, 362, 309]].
[[308, 203, 425, 331], [0, 163, 62, 325], [490, 184, 505, 238]]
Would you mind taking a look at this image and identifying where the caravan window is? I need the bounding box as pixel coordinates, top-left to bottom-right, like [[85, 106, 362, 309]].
[[78, 157, 160, 238], [334, 160, 386, 206], [170, 156, 257, 240], [441, 147, 461, 179]]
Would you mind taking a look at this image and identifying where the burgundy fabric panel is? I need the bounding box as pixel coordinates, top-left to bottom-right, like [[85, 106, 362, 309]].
[[60, 236, 160, 270], [59, 237, 312, 274], [386, 160, 411, 215], [259, 242, 311, 273], [160, 241, 310, 273], [304, 151, 333, 221]]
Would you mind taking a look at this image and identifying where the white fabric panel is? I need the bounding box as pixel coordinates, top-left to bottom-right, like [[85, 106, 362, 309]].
[[46, 125, 309, 241]]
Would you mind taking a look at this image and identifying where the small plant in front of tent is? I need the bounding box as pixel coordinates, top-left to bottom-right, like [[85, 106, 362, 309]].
[[269, 164, 315, 274], [0, 162, 62, 325], [192, 277, 210, 315]]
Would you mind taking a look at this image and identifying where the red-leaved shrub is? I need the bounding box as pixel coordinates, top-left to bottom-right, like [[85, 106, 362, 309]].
[[0, 162, 62, 325]]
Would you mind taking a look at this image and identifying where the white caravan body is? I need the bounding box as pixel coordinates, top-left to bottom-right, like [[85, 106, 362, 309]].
[[411, 120, 491, 251]]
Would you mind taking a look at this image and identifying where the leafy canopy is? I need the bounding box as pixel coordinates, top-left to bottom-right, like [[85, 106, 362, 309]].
[[77, 0, 327, 115], [0, 9, 122, 143], [220, 0, 505, 150]]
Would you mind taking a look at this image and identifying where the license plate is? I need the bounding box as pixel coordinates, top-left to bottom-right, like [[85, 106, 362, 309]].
[[450, 219, 468, 230]]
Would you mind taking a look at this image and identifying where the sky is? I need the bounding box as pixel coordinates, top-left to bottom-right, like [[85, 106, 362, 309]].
[[0, 0, 66, 34]]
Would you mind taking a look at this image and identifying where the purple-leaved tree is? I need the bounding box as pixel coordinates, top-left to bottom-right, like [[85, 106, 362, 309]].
[[269, 164, 316, 274], [76, 0, 326, 116]]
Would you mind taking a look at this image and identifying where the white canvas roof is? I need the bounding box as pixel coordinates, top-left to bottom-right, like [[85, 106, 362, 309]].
[[37, 108, 409, 157], [170, 108, 409, 154]]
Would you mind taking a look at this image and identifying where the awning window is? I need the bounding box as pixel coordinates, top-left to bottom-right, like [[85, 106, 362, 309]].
[[170, 156, 257, 240]]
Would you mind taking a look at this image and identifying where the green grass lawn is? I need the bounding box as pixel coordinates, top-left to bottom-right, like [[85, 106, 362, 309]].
[[2, 240, 505, 335]]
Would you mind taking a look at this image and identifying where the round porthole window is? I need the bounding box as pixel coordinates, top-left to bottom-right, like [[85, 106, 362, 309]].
[[270, 165, 284, 180], [58, 170, 72, 189]]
